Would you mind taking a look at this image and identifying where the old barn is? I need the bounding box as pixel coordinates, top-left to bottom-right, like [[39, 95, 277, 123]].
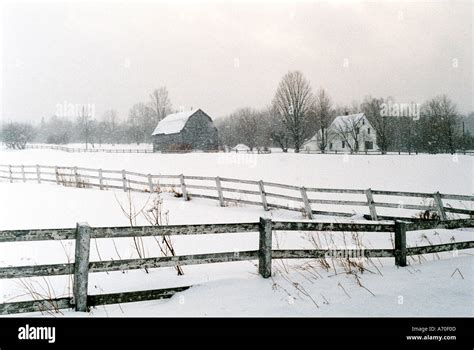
[[152, 109, 218, 152]]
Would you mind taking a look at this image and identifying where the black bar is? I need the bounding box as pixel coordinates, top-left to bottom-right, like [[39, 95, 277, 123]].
[[0, 317, 471, 348]]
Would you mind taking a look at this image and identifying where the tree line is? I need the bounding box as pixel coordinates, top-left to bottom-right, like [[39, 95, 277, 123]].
[[0, 87, 173, 149], [1, 71, 473, 153], [216, 71, 474, 154]]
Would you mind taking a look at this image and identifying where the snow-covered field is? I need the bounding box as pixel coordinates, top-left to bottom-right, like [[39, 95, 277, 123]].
[[0, 148, 472, 317], [1, 148, 472, 193]]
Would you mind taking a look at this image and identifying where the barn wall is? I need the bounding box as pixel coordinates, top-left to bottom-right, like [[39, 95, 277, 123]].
[[152, 133, 183, 151], [181, 111, 218, 150]]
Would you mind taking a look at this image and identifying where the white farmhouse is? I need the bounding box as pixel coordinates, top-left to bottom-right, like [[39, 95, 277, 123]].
[[303, 113, 378, 153]]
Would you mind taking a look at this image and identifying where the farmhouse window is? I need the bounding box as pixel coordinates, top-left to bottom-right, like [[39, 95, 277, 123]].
[[342, 141, 345, 148]]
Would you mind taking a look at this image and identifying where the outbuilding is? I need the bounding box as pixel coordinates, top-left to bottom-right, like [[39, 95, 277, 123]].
[[152, 109, 218, 152], [231, 144, 251, 152]]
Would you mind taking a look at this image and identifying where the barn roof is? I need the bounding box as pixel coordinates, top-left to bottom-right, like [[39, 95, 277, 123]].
[[152, 109, 200, 135]]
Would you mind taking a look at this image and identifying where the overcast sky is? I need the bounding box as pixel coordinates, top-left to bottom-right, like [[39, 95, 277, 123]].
[[0, 0, 472, 123]]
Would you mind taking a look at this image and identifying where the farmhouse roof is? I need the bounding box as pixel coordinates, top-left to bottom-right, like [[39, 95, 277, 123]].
[[303, 112, 367, 146], [152, 109, 200, 135], [330, 113, 365, 129]]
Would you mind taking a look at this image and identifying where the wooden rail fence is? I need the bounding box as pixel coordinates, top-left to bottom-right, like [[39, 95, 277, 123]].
[[0, 218, 472, 315], [0, 163, 472, 221], [25, 144, 154, 153], [23, 144, 474, 155]]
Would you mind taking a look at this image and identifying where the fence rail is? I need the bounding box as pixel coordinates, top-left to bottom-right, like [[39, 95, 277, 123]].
[[25, 144, 154, 153], [0, 218, 472, 315], [1, 163, 473, 221], [0, 286, 190, 315]]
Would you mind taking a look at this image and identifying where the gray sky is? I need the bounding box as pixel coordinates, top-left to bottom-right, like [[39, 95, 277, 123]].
[[1, 0, 472, 123]]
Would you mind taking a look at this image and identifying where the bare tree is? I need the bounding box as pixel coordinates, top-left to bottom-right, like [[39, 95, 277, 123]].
[[215, 116, 238, 149], [269, 111, 291, 152], [40, 115, 72, 144], [255, 108, 274, 150], [128, 103, 148, 144], [149, 87, 172, 124], [273, 71, 314, 152], [102, 110, 118, 131], [76, 106, 94, 149], [331, 114, 364, 153], [216, 107, 273, 151], [0, 122, 35, 149], [102, 109, 120, 144], [459, 113, 474, 151], [313, 88, 334, 153], [420, 95, 460, 154], [233, 107, 260, 150], [361, 96, 390, 154]]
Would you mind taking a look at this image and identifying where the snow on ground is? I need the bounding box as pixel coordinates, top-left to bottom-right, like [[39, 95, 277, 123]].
[[1, 148, 472, 194], [0, 148, 472, 317], [0, 182, 472, 317], [68, 256, 474, 317]]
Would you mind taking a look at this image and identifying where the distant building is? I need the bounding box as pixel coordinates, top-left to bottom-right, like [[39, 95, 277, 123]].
[[232, 144, 251, 152], [303, 113, 378, 152], [152, 109, 218, 152]]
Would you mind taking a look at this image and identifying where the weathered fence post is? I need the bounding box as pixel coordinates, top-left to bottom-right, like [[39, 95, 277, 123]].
[[180, 174, 189, 200], [74, 167, 79, 187], [73, 222, 91, 312], [258, 180, 268, 211], [36, 165, 41, 184], [215, 176, 225, 207], [8, 165, 12, 183], [148, 174, 153, 193], [55, 166, 59, 185], [433, 192, 447, 221], [258, 217, 272, 278], [21, 165, 26, 183], [122, 170, 127, 192], [98, 169, 104, 190], [394, 221, 407, 267], [300, 187, 313, 219], [365, 188, 378, 221]]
